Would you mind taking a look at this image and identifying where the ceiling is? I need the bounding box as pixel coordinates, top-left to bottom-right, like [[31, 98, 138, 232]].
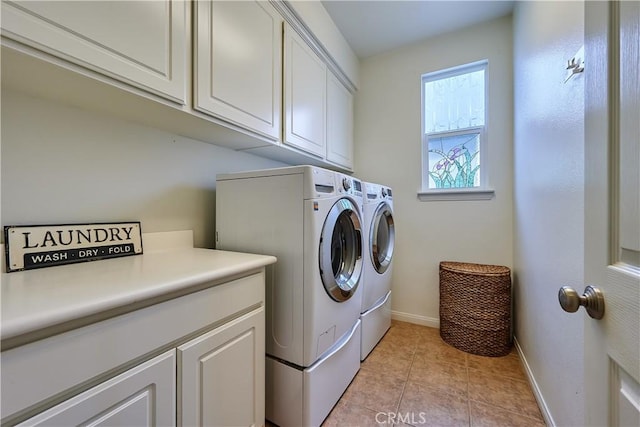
[[321, 0, 515, 59]]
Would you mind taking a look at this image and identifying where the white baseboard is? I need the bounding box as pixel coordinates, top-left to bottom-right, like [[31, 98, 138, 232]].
[[391, 310, 440, 329], [514, 337, 555, 427]]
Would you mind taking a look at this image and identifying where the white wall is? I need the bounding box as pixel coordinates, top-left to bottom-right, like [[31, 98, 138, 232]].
[[1, 90, 285, 249], [513, 2, 585, 426], [354, 16, 513, 325]]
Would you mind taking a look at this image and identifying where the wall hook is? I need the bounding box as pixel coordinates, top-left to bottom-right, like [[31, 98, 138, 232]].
[[564, 46, 585, 83]]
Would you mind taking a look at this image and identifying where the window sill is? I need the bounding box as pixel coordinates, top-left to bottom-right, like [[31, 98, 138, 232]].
[[417, 188, 495, 201]]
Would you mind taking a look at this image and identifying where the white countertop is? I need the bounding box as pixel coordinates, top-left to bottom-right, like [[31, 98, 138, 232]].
[[1, 246, 276, 344]]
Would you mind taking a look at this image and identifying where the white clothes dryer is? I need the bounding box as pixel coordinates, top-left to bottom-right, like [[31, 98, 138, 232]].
[[216, 166, 364, 427], [360, 181, 395, 360]]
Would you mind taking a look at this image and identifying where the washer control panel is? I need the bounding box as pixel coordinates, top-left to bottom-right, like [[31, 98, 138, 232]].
[[336, 173, 362, 198], [364, 182, 393, 204]]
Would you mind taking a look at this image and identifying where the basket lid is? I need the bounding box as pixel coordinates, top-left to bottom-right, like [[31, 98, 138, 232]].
[[440, 261, 510, 276]]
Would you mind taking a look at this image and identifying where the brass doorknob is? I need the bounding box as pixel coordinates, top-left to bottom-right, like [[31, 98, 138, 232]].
[[558, 285, 605, 319]]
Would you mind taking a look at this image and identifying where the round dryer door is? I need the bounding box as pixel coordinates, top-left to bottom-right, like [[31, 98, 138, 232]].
[[319, 198, 363, 302], [370, 202, 394, 274]]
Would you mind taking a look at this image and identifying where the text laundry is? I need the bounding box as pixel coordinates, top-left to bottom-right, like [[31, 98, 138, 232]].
[[21, 227, 136, 249]]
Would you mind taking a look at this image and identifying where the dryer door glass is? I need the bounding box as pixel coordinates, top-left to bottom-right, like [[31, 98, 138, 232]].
[[320, 198, 363, 302], [371, 203, 394, 274]]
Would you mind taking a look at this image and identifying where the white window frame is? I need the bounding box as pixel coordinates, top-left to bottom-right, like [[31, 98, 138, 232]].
[[419, 60, 495, 201]]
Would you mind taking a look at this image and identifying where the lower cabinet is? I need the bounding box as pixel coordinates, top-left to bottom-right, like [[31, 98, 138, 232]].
[[14, 307, 266, 427], [2, 270, 267, 427], [179, 307, 265, 427], [17, 350, 177, 426], [14, 307, 265, 427]]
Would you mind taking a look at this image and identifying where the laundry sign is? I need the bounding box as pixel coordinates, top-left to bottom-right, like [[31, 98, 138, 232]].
[[4, 222, 143, 272]]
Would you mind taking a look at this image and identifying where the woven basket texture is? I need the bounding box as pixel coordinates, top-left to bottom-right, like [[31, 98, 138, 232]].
[[439, 261, 512, 357]]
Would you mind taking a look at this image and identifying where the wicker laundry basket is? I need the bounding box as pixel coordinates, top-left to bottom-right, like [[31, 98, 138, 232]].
[[439, 261, 512, 357]]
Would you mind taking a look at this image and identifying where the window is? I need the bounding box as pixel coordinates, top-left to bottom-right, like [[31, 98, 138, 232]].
[[420, 60, 494, 200]]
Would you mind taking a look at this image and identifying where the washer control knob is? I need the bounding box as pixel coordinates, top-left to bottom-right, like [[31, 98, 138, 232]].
[[381, 188, 388, 198], [342, 178, 351, 191]]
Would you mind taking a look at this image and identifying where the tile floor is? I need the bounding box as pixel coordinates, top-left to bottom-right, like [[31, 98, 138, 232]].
[[321, 320, 545, 427]]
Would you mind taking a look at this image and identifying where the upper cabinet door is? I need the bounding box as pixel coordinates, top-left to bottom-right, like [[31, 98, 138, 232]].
[[1, 0, 188, 104], [194, 1, 282, 141], [284, 24, 327, 158], [326, 71, 354, 169]]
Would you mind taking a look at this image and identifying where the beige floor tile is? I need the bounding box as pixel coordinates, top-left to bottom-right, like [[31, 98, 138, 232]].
[[466, 351, 526, 381], [341, 365, 406, 413], [278, 322, 546, 427], [322, 400, 386, 427], [408, 358, 469, 398], [398, 381, 469, 426], [470, 400, 546, 427], [372, 334, 418, 359], [381, 324, 420, 349], [414, 337, 468, 368], [413, 326, 440, 341], [361, 343, 414, 380], [468, 369, 543, 421], [391, 319, 423, 330]]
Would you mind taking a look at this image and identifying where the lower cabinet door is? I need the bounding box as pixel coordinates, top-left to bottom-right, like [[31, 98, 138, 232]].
[[178, 307, 265, 427], [18, 350, 176, 426]]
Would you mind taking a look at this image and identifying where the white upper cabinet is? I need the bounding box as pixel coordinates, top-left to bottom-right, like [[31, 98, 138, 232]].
[[326, 71, 354, 169], [1, 0, 357, 171], [194, 1, 283, 140], [1, 0, 188, 104], [283, 1, 359, 90], [282, 21, 354, 169], [284, 23, 327, 158]]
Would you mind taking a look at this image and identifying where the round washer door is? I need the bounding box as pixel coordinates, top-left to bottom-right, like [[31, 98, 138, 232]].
[[319, 198, 363, 302], [370, 202, 394, 274]]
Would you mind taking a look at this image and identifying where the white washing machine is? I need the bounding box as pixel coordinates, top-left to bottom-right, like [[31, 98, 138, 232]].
[[360, 181, 395, 360], [216, 165, 364, 427]]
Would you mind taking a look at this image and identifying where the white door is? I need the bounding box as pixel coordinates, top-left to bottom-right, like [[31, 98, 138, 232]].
[[582, 2, 640, 426]]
